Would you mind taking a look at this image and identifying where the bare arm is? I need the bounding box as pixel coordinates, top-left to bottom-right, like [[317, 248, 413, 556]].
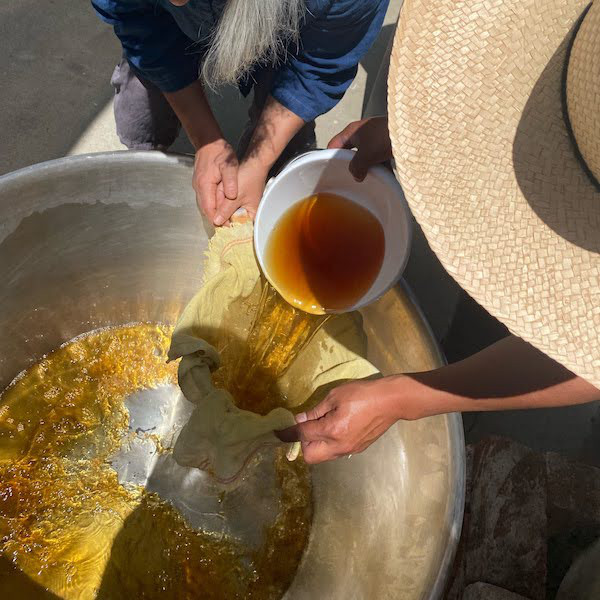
[[242, 96, 305, 171], [212, 96, 305, 225], [163, 79, 222, 149], [279, 335, 600, 463], [406, 335, 599, 415], [166, 83, 303, 226], [164, 81, 238, 222]]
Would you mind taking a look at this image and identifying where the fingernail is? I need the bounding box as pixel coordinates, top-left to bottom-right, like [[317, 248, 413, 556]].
[[213, 215, 224, 226], [296, 412, 307, 423]]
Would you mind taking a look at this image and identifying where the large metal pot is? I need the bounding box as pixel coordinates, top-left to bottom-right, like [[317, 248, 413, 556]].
[[0, 152, 464, 599]]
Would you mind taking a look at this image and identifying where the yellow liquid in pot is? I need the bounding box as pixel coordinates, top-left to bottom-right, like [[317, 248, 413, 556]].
[[0, 323, 311, 599]]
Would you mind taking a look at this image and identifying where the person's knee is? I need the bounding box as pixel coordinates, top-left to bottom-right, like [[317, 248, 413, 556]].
[[111, 59, 181, 150]]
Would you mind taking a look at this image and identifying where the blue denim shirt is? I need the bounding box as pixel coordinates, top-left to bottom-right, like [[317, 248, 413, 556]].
[[92, 0, 389, 122]]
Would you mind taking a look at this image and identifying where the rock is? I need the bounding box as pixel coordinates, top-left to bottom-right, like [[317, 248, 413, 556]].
[[446, 438, 600, 599], [556, 538, 600, 600], [545, 452, 600, 597], [545, 451, 600, 530], [464, 437, 547, 600], [462, 582, 531, 600]]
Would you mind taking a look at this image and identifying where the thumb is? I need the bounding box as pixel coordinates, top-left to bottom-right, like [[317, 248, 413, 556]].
[[327, 123, 357, 150], [220, 159, 238, 200], [275, 418, 329, 444], [212, 184, 231, 227], [295, 394, 335, 424], [275, 396, 335, 443], [349, 148, 370, 182]]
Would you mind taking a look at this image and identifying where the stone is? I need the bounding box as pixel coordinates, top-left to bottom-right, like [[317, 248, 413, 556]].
[[462, 582, 531, 600], [464, 437, 547, 600], [556, 538, 600, 600], [545, 452, 600, 597], [546, 451, 600, 530]]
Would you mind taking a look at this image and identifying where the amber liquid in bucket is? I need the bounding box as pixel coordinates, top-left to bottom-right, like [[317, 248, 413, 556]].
[[265, 193, 386, 315]]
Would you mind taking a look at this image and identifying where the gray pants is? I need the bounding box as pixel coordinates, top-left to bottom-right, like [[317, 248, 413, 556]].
[[111, 59, 315, 170]]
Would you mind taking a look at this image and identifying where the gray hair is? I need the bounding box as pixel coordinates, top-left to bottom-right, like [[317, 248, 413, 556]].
[[201, 0, 305, 89]]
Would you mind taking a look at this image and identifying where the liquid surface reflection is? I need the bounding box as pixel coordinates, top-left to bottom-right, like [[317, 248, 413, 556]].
[[0, 323, 311, 599]]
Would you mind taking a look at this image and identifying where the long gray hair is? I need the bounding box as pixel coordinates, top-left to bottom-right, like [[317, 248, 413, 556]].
[[201, 0, 305, 88]]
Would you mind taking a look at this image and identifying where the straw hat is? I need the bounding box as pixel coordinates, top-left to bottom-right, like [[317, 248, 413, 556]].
[[388, 0, 600, 387]]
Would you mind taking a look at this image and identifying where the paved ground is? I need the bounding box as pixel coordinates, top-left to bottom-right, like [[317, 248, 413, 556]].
[[0, 0, 400, 171], [2, 0, 599, 464]]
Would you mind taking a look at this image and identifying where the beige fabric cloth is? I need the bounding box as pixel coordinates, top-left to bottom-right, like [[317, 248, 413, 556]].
[[168, 333, 297, 484], [167, 222, 378, 483]]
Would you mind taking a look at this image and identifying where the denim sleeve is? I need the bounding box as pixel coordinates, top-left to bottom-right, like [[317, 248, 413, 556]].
[[271, 0, 390, 122], [92, 0, 199, 92]]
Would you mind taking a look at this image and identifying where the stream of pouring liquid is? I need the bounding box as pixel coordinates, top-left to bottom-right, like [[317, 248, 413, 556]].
[[222, 193, 383, 413], [224, 280, 330, 414]]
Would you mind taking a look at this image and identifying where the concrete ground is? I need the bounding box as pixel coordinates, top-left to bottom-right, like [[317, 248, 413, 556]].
[[0, 0, 400, 171], [1, 0, 599, 466]]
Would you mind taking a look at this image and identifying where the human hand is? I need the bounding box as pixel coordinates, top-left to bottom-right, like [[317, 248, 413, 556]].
[[193, 138, 238, 226], [212, 157, 269, 226], [277, 376, 428, 464], [327, 116, 392, 182]]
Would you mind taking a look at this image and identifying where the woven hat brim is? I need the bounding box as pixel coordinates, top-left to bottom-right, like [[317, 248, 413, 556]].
[[388, 0, 600, 387]]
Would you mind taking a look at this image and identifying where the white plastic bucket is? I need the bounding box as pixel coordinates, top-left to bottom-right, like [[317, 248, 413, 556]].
[[254, 148, 413, 313]]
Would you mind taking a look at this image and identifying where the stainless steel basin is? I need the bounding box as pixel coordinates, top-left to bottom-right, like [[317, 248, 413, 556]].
[[0, 151, 464, 599]]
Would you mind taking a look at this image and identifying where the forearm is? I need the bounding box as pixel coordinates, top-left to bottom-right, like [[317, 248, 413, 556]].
[[164, 80, 222, 150], [391, 336, 600, 417], [242, 96, 304, 170]]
